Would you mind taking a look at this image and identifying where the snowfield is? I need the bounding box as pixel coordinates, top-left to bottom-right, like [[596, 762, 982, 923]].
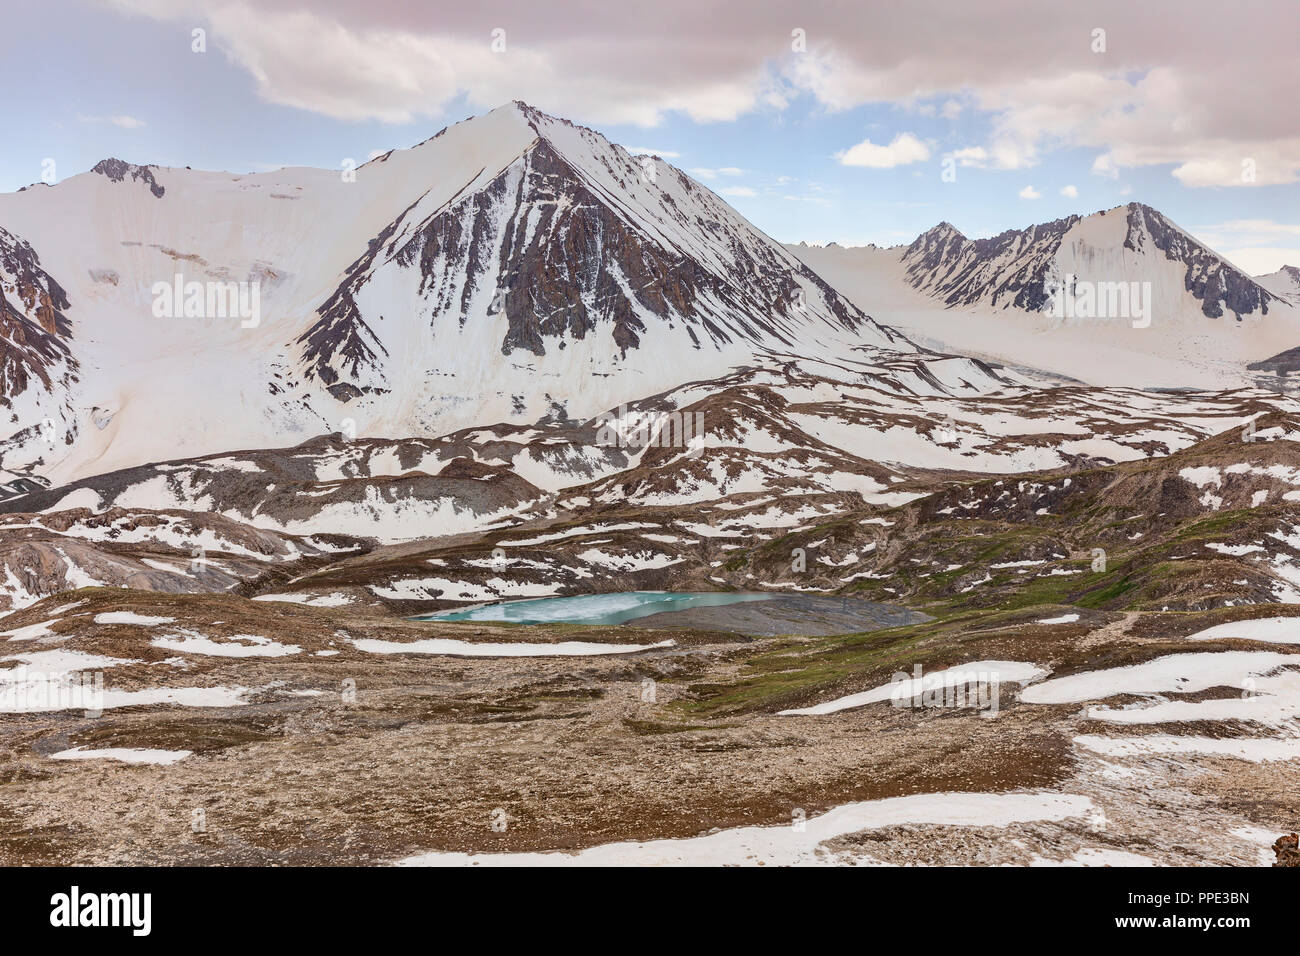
[[395, 791, 1094, 866], [779, 660, 1049, 716], [349, 636, 675, 657]]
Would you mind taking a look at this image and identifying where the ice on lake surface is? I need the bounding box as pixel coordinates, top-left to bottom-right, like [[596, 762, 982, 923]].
[[417, 591, 773, 626]]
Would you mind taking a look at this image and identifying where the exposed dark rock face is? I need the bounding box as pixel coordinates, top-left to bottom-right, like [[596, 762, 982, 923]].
[[0, 227, 76, 408], [1125, 203, 1278, 319], [91, 158, 165, 198], [298, 193, 421, 388], [0, 476, 48, 502], [296, 106, 899, 392], [901, 202, 1282, 320], [1247, 345, 1300, 373], [903, 216, 1080, 312]]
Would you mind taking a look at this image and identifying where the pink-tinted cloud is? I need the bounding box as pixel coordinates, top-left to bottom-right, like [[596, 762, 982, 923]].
[[100, 0, 1300, 186]]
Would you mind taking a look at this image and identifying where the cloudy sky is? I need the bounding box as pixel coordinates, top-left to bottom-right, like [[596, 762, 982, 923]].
[[4, 0, 1298, 272]]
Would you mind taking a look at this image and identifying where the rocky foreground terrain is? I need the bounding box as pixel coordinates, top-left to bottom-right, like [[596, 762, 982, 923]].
[[2, 406, 1300, 865], [1, 565, 1296, 865]]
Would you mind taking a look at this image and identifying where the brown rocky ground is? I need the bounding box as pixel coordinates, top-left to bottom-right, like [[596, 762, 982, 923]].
[[4, 412, 1300, 865], [1, 587, 1296, 865]]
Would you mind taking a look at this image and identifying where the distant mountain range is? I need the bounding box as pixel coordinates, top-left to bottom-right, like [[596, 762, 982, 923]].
[[0, 102, 946, 488], [1256, 265, 1300, 306], [897, 203, 1283, 319], [791, 205, 1300, 388], [3, 100, 1298, 495], [4, 102, 1300, 711]]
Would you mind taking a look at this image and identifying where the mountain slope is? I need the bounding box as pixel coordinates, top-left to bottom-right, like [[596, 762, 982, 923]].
[[0, 226, 78, 478], [0, 102, 933, 487], [791, 205, 1300, 389], [4, 349, 1286, 616], [900, 204, 1283, 320], [1256, 265, 1300, 306], [298, 103, 908, 411]]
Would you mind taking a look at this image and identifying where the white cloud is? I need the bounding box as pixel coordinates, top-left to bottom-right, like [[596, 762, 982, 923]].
[[627, 147, 681, 158], [782, 194, 831, 207], [718, 185, 757, 197], [1220, 247, 1300, 276], [78, 114, 146, 129], [1172, 154, 1296, 188], [1019, 185, 1041, 200], [1202, 219, 1300, 239], [946, 146, 989, 167], [1060, 184, 1078, 198], [838, 131, 930, 169], [917, 97, 964, 120], [98, 0, 1300, 186], [1091, 153, 1120, 179], [689, 166, 743, 179], [1191, 220, 1300, 275], [103, 0, 764, 127]]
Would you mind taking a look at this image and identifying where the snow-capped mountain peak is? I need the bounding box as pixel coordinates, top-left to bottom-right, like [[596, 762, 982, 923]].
[[900, 202, 1283, 320], [296, 101, 910, 407], [790, 202, 1300, 389], [1256, 264, 1300, 305], [0, 101, 934, 486], [90, 158, 166, 198]]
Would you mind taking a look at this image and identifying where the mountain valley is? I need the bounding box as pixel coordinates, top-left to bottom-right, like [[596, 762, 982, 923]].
[[3, 103, 1300, 867]]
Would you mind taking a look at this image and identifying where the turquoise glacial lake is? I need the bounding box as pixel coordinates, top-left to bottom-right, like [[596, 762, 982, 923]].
[[416, 591, 773, 626]]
